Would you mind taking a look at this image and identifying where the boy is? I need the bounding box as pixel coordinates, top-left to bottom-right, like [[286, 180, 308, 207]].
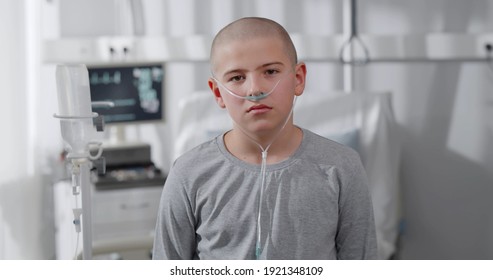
[[153, 17, 377, 259]]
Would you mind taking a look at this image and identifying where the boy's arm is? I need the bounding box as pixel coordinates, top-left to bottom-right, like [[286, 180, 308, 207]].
[[335, 154, 378, 259], [152, 168, 196, 259]]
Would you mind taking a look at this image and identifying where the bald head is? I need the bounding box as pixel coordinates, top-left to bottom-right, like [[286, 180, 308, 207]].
[[210, 17, 298, 71]]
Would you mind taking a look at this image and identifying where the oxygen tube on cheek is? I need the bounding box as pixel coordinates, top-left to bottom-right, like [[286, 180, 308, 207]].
[[213, 77, 282, 102]]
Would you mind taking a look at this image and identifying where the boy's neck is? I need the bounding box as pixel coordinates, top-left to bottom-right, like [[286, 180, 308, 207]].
[[224, 125, 303, 165]]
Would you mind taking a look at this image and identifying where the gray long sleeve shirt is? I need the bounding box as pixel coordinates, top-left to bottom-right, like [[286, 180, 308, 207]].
[[153, 128, 377, 259]]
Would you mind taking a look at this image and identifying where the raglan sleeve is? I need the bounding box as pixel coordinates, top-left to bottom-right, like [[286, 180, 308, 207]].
[[152, 164, 196, 260], [335, 150, 378, 259]]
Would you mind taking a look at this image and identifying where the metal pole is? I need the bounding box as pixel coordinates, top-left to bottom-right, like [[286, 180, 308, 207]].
[[80, 160, 93, 260], [343, 0, 356, 92]]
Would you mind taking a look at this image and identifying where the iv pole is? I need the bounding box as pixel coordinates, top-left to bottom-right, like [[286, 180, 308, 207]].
[[54, 64, 106, 260], [79, 159, 93, 260]]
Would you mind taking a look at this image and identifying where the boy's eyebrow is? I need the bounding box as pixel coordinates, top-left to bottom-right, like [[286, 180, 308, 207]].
[[222, 62, 285, 78], [258, 62, 284, 69]]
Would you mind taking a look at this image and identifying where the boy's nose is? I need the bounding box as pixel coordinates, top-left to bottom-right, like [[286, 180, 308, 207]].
[[246, 75, 264, 97]]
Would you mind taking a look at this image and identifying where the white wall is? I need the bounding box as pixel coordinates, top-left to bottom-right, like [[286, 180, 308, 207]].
[[2, 0, 492, 259], [0, 0, 56, 259], [0, 0, 25, 258]]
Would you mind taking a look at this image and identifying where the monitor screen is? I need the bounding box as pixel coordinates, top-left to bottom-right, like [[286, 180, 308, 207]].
[[88, 64, 164, 124]]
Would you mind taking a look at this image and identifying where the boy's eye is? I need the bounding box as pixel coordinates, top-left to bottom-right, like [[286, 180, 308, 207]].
[[265, 69, 279, 75], [229, 75, 244, 82]]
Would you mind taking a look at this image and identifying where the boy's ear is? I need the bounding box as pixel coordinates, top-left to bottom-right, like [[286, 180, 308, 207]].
[[208, 78, 226, 108], [294, 62, 307, 96]]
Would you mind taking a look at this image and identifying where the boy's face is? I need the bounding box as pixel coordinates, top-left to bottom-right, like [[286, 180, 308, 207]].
[[209, 36, 306, 138]]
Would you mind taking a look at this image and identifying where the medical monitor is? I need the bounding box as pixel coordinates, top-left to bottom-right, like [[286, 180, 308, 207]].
[[88, 63, 164, 125]]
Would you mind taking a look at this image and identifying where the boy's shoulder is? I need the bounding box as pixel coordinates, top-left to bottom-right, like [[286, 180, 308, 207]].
[[172, 136, 223, 169]]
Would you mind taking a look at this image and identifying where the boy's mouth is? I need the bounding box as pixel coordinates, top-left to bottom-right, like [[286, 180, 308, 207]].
[[247, 104, 272, 113]]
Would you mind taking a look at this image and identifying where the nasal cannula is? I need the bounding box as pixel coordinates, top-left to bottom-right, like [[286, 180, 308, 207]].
[[213, 74, 297, 259]]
